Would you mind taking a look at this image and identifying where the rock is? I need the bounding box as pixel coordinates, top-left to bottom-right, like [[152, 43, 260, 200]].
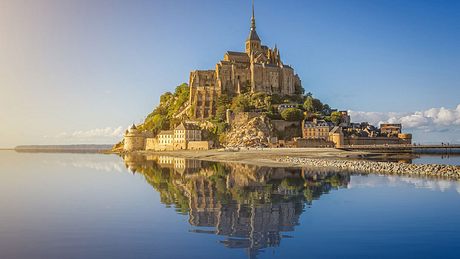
[[278, 156, 460, 179], [225, 114, 273, 148]]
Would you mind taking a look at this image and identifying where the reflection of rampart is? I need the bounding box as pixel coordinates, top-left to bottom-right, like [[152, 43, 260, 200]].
[[122, 155, 350, 258]]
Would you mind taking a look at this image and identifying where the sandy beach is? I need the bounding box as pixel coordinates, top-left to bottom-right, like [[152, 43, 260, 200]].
[[136, 148, 413, 167], [130, 148, 460, 178]]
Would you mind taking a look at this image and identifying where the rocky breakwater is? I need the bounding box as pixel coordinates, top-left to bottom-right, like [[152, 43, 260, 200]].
[[279, 157, 460, 179], [225, 115, 273, 148]]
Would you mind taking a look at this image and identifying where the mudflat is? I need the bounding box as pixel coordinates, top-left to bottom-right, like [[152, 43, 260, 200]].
[[137, 148, 411, 167]]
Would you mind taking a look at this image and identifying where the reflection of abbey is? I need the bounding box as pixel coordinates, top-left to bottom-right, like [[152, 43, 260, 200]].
[[123, 154, 350, 257], [189, 3, 302, 119]]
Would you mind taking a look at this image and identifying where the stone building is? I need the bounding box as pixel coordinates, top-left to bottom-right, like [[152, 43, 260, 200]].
[[380, 123, 402, 137], [158, 130, 174, 146], [123, 124, 153, 151], [277, 103, 299, 113], [328, 126, 344, 148], [295, 119, 336, 147], [338, 111, 351, 127], [173, 122, 201, 150], [302, 119, 334, 139], [189, 2, 303, 119], [297, 119, 412, 148], [331, 125, 412, 147], [145, 122, 208, 151]]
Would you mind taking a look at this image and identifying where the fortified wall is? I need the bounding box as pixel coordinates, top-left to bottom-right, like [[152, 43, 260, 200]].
[[123, 124, 154, 152], [343, 134, 412, 146]]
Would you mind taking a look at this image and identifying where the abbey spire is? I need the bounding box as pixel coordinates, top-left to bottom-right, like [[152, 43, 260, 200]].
[[251, 0, 256, 31], [245, 0, 261, 54], [188, 0, 303, 119]]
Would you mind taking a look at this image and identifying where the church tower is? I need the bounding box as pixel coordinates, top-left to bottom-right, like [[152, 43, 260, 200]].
[[245, 0, 261, 54]]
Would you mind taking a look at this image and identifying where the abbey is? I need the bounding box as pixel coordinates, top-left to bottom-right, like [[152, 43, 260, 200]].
[[189, 2, 303, 119]]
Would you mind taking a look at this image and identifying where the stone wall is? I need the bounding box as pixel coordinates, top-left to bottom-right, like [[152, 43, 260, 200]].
[[145, 138, 174, 151], [174, 142, 187, 150], [124, 135, 145, 151], [228, 111, 263, 126], [280, 157, 460, 179], [329, 132, 344, 148], [188, 141, 211, 150], [146, 138, 211, 151], [271, 120, 301, 140], [344, 136, 411, 146], [295, 138, 335, 148], [189, 70, 220, 119], [145, 138, 156, 151]]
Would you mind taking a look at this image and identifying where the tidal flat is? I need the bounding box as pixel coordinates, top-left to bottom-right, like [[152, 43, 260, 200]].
[[132, 148, 460, 178]]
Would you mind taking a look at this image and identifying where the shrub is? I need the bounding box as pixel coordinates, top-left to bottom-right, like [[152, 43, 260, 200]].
[[231, 94, 251, 112], [281, 108, 304, 121]]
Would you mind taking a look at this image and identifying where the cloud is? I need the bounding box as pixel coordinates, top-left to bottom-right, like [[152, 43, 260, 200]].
[[55, 126, 125, 142], [349, 104, 460, 131]]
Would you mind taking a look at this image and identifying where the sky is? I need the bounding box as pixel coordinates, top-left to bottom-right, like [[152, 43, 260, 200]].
[[0, 0, 459, 147]]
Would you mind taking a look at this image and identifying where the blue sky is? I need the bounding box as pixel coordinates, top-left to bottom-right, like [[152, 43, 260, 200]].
[[0, 0, 459, 147]]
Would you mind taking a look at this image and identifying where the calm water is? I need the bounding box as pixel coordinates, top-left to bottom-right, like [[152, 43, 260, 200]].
[[1, 151, 460, 259], [413, 155, 460, 166]]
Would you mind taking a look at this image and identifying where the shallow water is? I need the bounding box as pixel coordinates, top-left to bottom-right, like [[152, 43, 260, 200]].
[[413, 155, 460, 166], [1, 151, 459, 259]]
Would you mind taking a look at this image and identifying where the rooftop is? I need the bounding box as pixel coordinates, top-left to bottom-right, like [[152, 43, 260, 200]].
[[175, 122, 200, 131], [158, 130, 174, 135]]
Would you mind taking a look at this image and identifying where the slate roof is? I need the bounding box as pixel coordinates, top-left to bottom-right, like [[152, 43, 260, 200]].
[[247, 29, 261, 41], [158, 130, 174, 135], [227, 51, 249, 56], [175, 122, 200, 131]]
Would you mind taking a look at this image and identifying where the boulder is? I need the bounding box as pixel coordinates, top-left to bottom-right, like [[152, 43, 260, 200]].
[[225, 114, 273, 148]]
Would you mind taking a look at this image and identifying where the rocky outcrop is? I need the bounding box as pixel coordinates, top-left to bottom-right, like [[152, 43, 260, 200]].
[[225, 115, 273, 148], [279, 157, 460, 179]]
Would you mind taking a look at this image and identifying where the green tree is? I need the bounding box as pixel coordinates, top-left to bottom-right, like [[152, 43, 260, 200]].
[[148, 114, 169, 133], [215, 93, 231, 121], [231, 94, 251, 112], [331, 111, 342, 125], [141, 83, 190, 133], [270, 94, 282, 104], [250, 92, 268, 109], [322, 104, 332, 116], [174, 83, 189, 98], [303, 96, 323, 113], [303, 96, 314, 112], [167, 83, 190, 117], [281, 108, 304, 121], [295, 84, 305, 95], [264, 95, 273, 110], [160, 92, 173, 103]]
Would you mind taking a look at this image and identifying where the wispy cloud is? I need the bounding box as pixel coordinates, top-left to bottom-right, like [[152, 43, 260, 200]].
[[349, 104, 460, 132], [55, 126, 125, 143]]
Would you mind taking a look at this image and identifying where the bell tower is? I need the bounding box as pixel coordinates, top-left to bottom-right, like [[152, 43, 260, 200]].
[[245, 0, 261, 54]]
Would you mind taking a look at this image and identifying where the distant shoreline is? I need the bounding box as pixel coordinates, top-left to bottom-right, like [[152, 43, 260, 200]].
[[13, 144, 113, 154]]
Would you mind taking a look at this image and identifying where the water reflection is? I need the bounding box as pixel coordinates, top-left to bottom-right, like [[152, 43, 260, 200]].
[[350, 174, 460, 194], [123, 154, 350, 257], [2, 152, 460, 258]]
